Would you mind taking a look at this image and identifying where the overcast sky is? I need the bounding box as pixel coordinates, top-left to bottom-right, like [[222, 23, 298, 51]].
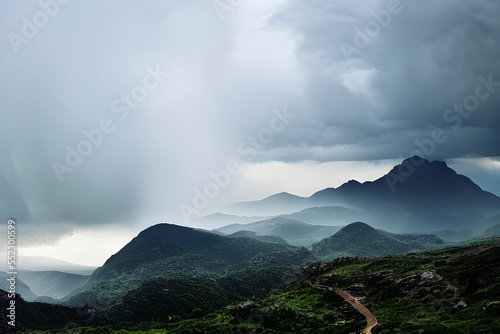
[[1, 0, 499, 266]]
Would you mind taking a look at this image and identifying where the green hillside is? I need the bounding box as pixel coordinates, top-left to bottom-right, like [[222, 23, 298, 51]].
[[63, 224, 313, 310], [21, 238, 500, 333]]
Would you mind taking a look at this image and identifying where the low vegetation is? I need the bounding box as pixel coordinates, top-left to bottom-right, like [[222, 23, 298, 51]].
[[18, 238, 500, 333]]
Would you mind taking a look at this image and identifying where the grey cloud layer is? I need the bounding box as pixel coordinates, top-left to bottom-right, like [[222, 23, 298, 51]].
[[268, 0, 500, 161]]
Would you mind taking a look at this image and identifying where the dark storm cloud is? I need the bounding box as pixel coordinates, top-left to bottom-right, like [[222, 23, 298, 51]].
[[266, 0, 500, 162]]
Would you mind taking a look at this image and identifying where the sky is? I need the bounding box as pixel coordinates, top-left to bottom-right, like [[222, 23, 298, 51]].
[[1, 0, 499, 266]]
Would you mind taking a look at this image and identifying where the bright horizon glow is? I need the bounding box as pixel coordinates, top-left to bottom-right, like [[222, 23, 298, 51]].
[[20, 225, 140, 267], [227, 159, 401, 200]]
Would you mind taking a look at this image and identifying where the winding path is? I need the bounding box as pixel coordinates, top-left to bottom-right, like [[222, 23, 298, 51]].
[[311, 284, 378, 334]]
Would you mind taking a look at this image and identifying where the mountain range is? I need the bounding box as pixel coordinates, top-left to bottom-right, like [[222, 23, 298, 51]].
[[212, 157, 500, 234], [59, 220, 448, 323], [307, 159, 500, 215]]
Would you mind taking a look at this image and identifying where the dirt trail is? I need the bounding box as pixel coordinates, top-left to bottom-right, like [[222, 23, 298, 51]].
[[311, 284, 378, 334], [335, 288, 377, 334]]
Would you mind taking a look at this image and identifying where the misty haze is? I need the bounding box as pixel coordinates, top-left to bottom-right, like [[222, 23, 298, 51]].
[[1, 0, 500, 333]]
